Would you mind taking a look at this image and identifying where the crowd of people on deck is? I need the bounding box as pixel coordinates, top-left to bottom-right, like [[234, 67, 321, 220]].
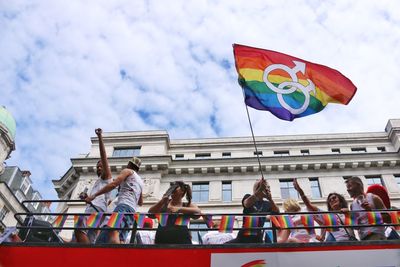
[[4, 128, 398, 245]]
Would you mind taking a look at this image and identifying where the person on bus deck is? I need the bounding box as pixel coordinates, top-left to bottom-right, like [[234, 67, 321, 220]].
[[226, 179, 279, 244], [346, 176, 390, 241], [75, 128, 112, 244], [293, 179, 357, 242], [202, 221, 235, 245], [85, 157, 144, 244], [148, 181, 201, 244]]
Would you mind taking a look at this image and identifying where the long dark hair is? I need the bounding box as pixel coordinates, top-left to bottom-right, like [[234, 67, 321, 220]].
[[326, 193, 348, 211], [172, 181, 192, 206]]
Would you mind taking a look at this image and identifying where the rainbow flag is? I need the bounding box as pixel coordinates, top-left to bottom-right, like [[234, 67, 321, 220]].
[[344, 212, 357, 226], [107, 213, 124, 228], [219, 215, 235, 233], [175, 215, 190, 226], [155, 214, 169, 227], [73, 215, 86, 228], [367, 212, 383, 225], [53, 215, 68, 228], [300, 215, 315, 235], [322, 214, 339, 231], [203, 215, 214, 228], [233, 44, 357, 121], [242, 216, 260, 236], [277, 215, 294, 229], [133, 213, 146, 228], [87, 213, 103, 228], [389, 211, 400, 230]]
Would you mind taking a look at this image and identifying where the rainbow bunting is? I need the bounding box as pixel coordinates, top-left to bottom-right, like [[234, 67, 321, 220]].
[[300, 215, 315, 235], [242, 216, 260, 236], [344, 212, 357, 226], [203, 215, 214, 228], [86, 213, 103, 228], [219, 215, 235, 233], [367, 212, 383, 225], [389, 211, 400, 230], [155, 214, 169, 227], [133, 213, 146, 228], [106, 213, 124, 228], [175, 215, 190, 226], [53, 215, 68, 228], [278, 215, 294, 228], [322, 214, 339, 231], [233, 44, 357, 121], [73, 215, 85, 228]]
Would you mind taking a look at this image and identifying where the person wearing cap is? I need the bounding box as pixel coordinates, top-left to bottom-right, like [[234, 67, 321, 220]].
[[346, 176, 390, 240], [75, 128, 112, 244], [85, 156, 144, 244]]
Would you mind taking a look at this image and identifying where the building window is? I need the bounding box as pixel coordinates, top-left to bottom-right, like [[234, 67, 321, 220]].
[[351, 147, 367, 152], [274, 150, 290, 156], [222, 181, 232, 202], [15, 190, 25, 203], [192, 183, 209, 203], [377, 146, 386, 152], [112, 147, 141, 157], [365, 176, 383, 186], [254, 151, 263, 156], [222, 152, 231, 158], [280, 179, 298, 199], [32, 192, 41, 209], [331, 148, 341, 153], [195, 153, 211, 159], [301, 149, 310, 155], [190, 222, 208, 244], [20, 177, 31, 195], [0, 206, 10, 222], [175, 154, 184, 160], [309, 178, 322, 199], [395, 175, 400, 189]]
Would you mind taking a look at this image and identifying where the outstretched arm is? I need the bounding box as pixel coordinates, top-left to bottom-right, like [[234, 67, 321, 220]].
[[96, 128, 111, 180], [85, 169, 130, 203], [293, 179, 318, 212], [148, 195, 169, 214]]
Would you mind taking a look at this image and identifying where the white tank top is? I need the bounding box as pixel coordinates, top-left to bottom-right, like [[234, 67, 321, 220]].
[[116, 170, 143, 211]]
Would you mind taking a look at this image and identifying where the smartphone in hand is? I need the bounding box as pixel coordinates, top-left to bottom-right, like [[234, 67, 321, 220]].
[[165, 184, 178, 197]]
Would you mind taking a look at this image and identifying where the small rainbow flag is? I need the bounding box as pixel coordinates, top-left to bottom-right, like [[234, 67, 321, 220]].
[[87, 213, 103, 228], [133, 213, 146, 228], [344, 212, 357, 226], [390, 211, 400, 230], [233, 44, 357, 121], [278, 215, 294, 229], [300, 215, 315, 235], [270, 215, 281, 228], [53, 215, 68, 228], [175, 215, 190, 226], [367, 212, 383, 225], [73, 215, 85, 228], [219, 215, 235, 233], [322, 214, 339, 231], [155, 214, 169, 227], [203, 215, 214, 228], [243, 216, 260, 236], [107, 213, 124, 228]]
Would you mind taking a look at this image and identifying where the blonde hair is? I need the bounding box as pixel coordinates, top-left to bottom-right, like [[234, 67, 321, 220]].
[[283, 199, 301, 212]]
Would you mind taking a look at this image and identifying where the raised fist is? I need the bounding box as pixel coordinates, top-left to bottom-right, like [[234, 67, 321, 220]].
[[95, 128, 102, 136]]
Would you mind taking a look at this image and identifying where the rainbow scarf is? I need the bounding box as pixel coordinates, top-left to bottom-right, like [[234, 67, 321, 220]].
[[155, 214, 169, 227], [133, 213, 146, 228], [344, 212, 357, 226], [53, 215, 68, 228], [219, 215, 235, 233], [242, 216, 260, 236], [107, 213, 124, 228], [87, 213, 103, 228], [300, 215, 315, 235], [367, 212, 383, 225], [74, 215, 85, 228], [203, 215, 214, 228], [322, 214, 339, 231], [233, 44, 357, 121], [390, 211, 400, 230], [175, 215, 190, 226]]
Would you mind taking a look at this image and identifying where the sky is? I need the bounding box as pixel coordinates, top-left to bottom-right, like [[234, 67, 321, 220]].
[[1, 0, 400, 199]]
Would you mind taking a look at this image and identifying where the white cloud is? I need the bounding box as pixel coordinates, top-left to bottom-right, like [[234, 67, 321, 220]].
[[1, 0, 400, 199]]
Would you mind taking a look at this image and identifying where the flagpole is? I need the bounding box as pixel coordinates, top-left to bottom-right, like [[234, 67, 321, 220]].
[[242, 90, 265, 181]]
